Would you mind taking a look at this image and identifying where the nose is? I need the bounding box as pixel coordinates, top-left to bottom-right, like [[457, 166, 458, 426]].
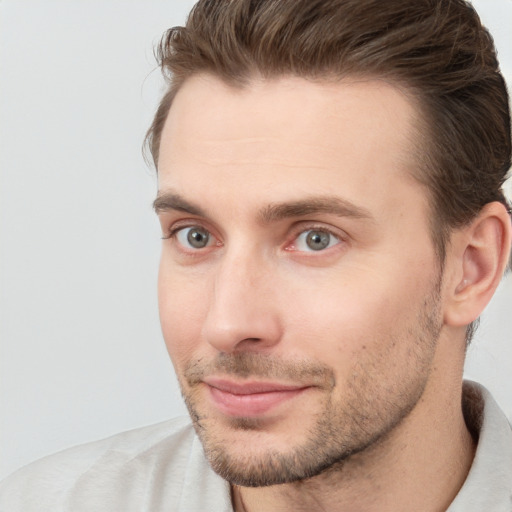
[[201, 251, 282, 354]]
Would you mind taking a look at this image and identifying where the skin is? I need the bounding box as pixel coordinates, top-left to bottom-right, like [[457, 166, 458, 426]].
[[155, 74, 510, 511]]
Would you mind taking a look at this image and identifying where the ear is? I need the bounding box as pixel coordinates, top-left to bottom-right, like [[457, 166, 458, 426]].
[[443, 202, 512, 328]]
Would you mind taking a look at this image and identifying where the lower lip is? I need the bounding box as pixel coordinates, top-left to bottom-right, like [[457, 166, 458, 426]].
[[207, 386, 307, 417]]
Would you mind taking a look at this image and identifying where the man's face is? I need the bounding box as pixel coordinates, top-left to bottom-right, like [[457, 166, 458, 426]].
[[156, 75, 444, 486]]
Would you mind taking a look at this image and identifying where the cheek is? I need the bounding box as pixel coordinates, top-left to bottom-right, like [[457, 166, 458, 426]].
[[284, 264, 432, 364], [158, 261, 209, 369]]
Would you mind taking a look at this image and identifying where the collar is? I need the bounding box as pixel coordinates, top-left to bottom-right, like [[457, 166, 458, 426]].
[[447, 381, 512, 511]]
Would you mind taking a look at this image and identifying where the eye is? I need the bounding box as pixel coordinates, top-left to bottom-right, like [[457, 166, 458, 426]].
[[175, 226, 213, 249], [294, 229, 340, 252]]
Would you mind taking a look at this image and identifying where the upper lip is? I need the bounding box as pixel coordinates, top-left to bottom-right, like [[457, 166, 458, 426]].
[[204, 377, 309, 395]]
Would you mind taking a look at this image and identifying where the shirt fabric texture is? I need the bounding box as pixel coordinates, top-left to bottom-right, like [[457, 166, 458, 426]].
[[0, 381, 511, 511]]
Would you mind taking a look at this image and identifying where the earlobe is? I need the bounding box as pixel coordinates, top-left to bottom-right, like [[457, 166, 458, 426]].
[[444, 202, 512, 328]]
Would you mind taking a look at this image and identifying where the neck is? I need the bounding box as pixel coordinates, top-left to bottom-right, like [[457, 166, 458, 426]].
[[232, 376, 475, 512]]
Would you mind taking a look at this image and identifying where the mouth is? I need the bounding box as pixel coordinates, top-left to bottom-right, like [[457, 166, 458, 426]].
[[203, 377, 311, 417]]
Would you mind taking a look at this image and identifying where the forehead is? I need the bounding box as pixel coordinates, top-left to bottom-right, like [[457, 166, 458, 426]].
[[157, 74, 427, 226]]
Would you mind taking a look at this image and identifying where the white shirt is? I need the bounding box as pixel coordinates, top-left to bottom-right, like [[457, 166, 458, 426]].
[[0, 381, 510, 511]]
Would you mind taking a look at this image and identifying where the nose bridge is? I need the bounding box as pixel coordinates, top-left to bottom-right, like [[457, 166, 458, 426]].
[[202, 244, 281, 353]]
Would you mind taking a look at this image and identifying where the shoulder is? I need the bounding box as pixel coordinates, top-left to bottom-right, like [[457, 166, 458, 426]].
[[0, 417, 207, 511], [448, 381, 512, 511]]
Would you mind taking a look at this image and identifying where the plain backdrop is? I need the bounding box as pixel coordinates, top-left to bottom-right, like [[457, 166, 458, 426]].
[[1, 0, 511, 480]]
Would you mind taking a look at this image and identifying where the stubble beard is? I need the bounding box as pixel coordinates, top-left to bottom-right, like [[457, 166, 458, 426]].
[[178, 285, 443, 487]]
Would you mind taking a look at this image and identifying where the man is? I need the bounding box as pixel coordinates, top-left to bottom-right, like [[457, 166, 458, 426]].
[[1, 0, 511, 510]]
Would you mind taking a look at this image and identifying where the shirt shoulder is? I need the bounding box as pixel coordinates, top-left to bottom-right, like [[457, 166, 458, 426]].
[[448, 381, 512, 511], [0, 416, 230, 512]]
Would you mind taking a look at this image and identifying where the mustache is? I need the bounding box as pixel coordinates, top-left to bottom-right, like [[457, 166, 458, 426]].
[[184, 352, 335, 388]]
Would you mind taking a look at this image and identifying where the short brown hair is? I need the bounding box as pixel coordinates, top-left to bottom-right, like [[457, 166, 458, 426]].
[[146, 0, 511, 261]]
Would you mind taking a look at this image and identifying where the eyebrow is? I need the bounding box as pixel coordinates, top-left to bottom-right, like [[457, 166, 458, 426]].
[[153, 190, 374, 223], [259, 196, 374, 223], [153, 192, 207, 216]]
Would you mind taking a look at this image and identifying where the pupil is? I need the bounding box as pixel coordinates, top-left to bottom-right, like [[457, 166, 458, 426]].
[[306, 231, 329, 250], [187, 228, 209, 248]]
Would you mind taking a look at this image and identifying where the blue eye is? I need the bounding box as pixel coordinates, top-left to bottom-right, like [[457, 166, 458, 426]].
[[175, 226, 212, 249], [295, 229, 340, 252]]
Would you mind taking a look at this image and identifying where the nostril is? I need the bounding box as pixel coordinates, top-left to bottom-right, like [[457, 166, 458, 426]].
[[233, 338, 264, 350]]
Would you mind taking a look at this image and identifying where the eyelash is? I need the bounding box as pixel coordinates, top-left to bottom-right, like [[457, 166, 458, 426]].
[[162, 222, 219, 246], [286, 225, 343, 252]]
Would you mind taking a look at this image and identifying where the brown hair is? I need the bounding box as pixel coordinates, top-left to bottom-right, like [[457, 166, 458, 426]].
[[146, 0, 511, 262]]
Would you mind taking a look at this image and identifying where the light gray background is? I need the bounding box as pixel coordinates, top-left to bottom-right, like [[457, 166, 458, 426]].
[[1, 0, 511, 479]]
